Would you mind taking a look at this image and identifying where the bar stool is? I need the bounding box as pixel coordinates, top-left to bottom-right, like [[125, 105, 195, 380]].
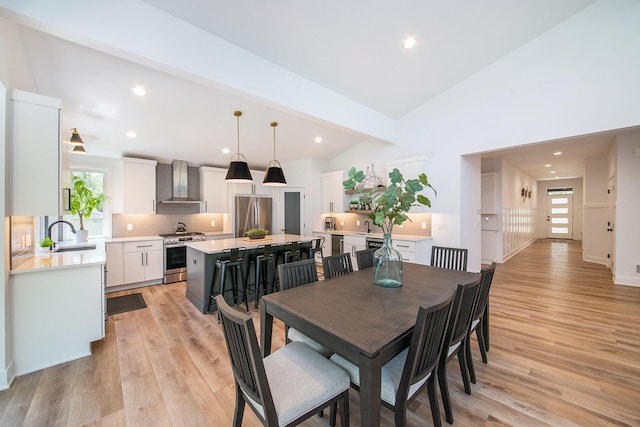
[[208, 247, 248, 322], [251, 244, 275, 310], [283, 241, 303, 263], [303, 237, 324, 261]]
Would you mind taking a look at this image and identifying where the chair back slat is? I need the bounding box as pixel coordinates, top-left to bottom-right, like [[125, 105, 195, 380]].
[[446, 278, 482, 349], [472, 262, 496, 320], [401, 293, 454, 396], [322, 253, 354, 279], [278, 259, 319, 290], [355, 248, 376, 270], [216, 295, 276, 423], [431, 246, 468, 271]]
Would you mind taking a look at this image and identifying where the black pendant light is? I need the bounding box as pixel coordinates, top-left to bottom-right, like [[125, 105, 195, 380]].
[[70, 128, 86, 153], [263, 121, 287, 186], [225, 110, 253, 183]]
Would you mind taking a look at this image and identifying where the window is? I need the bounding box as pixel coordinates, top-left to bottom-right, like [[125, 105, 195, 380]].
[[46, 169, 108, 241]]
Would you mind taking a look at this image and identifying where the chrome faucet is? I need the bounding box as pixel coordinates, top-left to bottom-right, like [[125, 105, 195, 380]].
[[48, 220, 76, 241], [364, 220, 371, 233]]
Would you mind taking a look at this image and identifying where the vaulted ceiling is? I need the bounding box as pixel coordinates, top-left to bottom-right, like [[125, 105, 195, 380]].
[[2, 0, 614, 179]]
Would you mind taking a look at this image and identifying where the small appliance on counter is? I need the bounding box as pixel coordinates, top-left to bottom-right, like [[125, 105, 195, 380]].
[[324, 216, 336, 231]]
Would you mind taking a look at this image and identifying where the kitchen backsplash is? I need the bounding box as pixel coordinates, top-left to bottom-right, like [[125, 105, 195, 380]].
[[10, 216, 34, 270], [330, 212, 431, 236], [112, 213, 225, 237]]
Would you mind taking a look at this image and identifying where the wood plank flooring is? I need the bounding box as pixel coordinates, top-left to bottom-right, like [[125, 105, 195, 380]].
[[1, 239, 639, 426]]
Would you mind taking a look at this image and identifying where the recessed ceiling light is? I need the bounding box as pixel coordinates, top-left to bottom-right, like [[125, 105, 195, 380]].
[[403, 36, 417, 50], [126, 131, 136, 138], [222, 147, 230, 154], [132, 85, 146, 96], [314, 136, 322, 143], [553, 151, 562, 156], [544, 164, 552, 167], [550, 170, 557, 174]]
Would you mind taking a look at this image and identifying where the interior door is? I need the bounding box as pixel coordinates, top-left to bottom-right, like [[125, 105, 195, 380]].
[[546, 189, 573, 239], [281, 188, 304, 235], [607, 176, 616, 271]]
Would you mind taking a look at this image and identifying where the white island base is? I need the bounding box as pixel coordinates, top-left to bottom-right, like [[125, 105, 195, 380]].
[[11, 264, 105, 376]]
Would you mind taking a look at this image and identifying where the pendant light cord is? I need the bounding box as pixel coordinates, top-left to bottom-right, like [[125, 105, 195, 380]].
[[234, 110, 242, 159], [271, 122, 278, 160]]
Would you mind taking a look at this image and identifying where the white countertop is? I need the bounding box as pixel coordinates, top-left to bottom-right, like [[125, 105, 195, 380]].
[[11, 240, 106, 275], [186, 234, 315, 254], [313, 230, 432, 242]]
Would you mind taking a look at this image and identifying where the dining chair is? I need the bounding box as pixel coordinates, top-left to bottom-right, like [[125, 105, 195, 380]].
[[438, 278, 482, 424], [216, 295, 350, 427], [466, 262, 496, 384], [322, 253, 354, 279], [355, 248, 376, 270], [330, 292, 455, 427], [430, 246, 468, 272], [278, 259, 332, 357]]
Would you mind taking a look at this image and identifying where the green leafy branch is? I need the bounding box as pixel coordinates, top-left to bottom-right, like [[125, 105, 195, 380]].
[[342, 167, 436, 234]]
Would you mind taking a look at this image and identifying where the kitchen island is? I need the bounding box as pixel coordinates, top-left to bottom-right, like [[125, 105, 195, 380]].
[[10, 241, 106, 376], [185, 234, 315, 313]]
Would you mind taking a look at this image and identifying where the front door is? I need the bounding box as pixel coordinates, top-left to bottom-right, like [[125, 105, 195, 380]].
[[546, 188, 573, 239]]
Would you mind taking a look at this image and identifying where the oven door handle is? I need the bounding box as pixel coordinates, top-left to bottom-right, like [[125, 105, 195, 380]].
[[164, 243, 188, 248]]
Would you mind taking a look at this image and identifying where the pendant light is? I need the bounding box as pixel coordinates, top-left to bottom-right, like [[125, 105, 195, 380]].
[[225, 110, 253, 183], [70, 128, 86, 153], [263, 121, 287, 186]]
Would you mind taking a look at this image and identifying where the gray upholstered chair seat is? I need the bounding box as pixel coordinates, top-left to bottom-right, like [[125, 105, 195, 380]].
[[287, 327, 333, 357], [245, 342, 349, 426], [331, 349, 430, 406]]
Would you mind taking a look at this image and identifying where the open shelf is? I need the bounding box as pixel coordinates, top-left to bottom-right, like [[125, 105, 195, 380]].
[[345, 210, 373, 214], [344, 186, 386, 195]]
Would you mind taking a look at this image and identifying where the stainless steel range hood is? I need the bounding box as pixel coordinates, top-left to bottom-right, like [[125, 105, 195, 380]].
[[160, 160, 202, 204]]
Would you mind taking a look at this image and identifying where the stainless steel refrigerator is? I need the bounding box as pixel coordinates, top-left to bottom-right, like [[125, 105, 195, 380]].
[[235, 196, 273, 237]]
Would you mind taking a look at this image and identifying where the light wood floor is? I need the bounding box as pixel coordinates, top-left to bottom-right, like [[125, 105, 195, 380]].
[[1, 239, 639, 426]]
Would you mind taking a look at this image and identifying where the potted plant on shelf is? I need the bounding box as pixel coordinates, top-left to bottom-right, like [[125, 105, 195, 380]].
[[349, 200, 359, 210], [70, 175, 107, 242], [245, 228, 269, 240], [343, 167, 436, 287]]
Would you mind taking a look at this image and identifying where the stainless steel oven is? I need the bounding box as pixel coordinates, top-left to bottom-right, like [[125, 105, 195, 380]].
[[160, 232, 205, 283]]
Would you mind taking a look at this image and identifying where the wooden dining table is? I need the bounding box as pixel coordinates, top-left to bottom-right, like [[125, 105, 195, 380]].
[[260, 262, 481, 426]]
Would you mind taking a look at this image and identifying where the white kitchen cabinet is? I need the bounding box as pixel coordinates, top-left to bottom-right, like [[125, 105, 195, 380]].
[[321, 170, 346, 213], [200, 166, 228, 213], [481, 172, 498, 214], [122, 157, 157, 214], [123, 240, 163, 284], [11, 263, 105, 375], [9, 89, 70, 216], [105, 242, 125, 288], [392, 237, 432, 265], [343, 234, 366, 271], [386, 157, 430, 213]]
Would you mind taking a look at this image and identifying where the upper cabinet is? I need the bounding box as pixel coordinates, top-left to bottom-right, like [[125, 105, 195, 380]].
[[122, 157, 157, 214], [321, 170, 346, 213], [481, 172, 498, 214], [386, 156, 430, 213], [8, 89, 70, 216], [200, 166, 228, 213]]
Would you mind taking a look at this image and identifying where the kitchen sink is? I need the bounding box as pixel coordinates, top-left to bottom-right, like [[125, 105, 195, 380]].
[[53, 243, 97, 252]]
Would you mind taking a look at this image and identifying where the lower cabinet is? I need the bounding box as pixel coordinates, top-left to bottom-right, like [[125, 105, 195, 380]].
[[11, 264, 105, 375], [106, 239, 163, 289], [392, 238, 432, 265], [343, 235, 366, 271], [123, 240, 163, 283]]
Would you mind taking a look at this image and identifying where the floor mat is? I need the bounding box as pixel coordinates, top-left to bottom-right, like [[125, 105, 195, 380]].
[[107, 292, 147, 315]]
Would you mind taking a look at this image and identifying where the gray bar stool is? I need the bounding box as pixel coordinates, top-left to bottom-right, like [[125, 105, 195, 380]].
[[208, 247, 248, 322]]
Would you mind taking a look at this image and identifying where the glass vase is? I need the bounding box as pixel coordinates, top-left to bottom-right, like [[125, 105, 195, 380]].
[[373, 233, 403, 287]]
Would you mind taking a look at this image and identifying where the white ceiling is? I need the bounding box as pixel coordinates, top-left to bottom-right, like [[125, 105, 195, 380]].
[[3, 0, 618, 178]]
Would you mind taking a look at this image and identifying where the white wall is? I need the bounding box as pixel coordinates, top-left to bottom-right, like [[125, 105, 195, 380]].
[[0, 17, 36, 91], [328, 0, 640, 274], [583, 156, 609, 265], [614, 130, 640, 286], [1, 81, 12, 390]]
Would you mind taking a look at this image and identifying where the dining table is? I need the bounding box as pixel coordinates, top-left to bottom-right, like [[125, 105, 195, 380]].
[[260, 261, 481, 426]]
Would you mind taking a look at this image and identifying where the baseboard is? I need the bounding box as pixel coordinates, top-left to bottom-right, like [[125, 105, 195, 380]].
[[0, 361, 15, 391], [583, 255, 608, 266], [613, 274, 640, 287]]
